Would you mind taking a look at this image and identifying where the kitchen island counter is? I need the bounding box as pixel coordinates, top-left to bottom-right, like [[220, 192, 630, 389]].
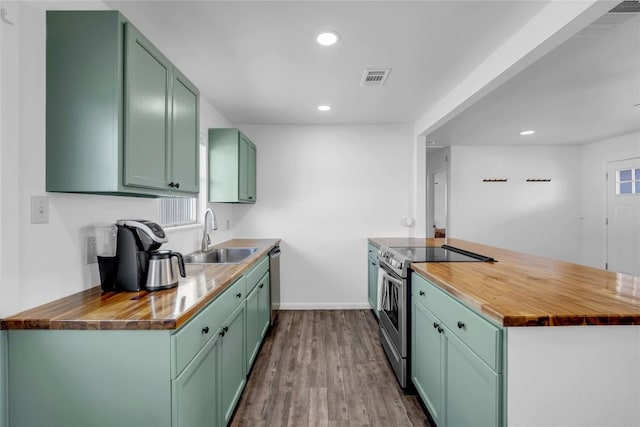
[[372, 237, 640, 426], [370, 237, 640, 326], [0, 238, 280, 330]]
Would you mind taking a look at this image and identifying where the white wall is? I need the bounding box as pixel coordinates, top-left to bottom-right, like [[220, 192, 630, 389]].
[[0, 2, 231, 317], [508, 325, 640, 426], [233, 124, 415, 308], [580, 131, 640, 269], [448, 145, 582, 263]]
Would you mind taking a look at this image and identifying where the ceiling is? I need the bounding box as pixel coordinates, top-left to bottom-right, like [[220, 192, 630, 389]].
[[105, 0, 551, 125], [425, 10, 640, 146]]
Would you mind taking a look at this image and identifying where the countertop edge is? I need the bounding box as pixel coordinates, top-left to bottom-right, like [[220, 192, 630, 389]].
[[1, 239, 281, 331]]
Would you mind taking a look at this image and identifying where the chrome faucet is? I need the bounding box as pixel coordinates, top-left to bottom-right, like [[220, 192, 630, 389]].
[[201, 208, 218, 252]]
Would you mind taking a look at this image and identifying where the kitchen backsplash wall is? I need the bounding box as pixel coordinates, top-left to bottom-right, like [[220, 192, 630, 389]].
[[0, 2, 231, 317], [232, 124, 415, 309]]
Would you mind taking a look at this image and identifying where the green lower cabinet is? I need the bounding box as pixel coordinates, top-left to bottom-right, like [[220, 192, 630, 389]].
[[411, 273, 504, 427], [257, 276, 270, 341], [245, 280, 260, 371], [445, 329, 501, 427], [172, 332, 219, 427], [220, 302, 246, 426], [367, 255, 379, 318], [245, 273, 271, 372], [8, 330, 172, 427], [412, 299, 444, 426], [0, 331, 6, 427]]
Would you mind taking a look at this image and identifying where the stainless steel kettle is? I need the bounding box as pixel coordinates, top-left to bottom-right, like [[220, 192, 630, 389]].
[[145, 250, 186, 290]]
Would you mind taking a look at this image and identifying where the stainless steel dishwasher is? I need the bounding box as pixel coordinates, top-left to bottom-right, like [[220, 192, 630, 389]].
[[269, 246, 281, 325]]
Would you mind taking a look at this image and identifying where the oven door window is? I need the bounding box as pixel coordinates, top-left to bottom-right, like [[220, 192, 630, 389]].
[[382, 272, 401, 332]]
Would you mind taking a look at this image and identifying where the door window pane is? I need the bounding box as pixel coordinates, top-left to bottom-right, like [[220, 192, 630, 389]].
[[620, 182, 633, 194], [616, 167, 640, 195], [619, 169, 632, 181]]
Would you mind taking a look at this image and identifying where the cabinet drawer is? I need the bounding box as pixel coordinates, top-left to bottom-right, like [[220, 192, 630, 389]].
[[171, 277, 246, 377], [245, 256, 269, 294], [412, 273, 502, 372], [368, 243, 378, 258]]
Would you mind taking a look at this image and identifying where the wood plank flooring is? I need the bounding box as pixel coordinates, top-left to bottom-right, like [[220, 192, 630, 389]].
[[231, 310, 431, 427]]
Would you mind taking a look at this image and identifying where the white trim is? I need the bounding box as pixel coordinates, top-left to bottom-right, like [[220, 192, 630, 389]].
[[279, 303, 371, 310]]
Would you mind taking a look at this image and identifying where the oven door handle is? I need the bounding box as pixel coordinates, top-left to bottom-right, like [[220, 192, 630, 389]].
[[379, 266, 403, 287]]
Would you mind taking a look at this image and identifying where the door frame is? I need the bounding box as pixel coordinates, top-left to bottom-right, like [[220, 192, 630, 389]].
[[427, 167, 449, 238], [606, 157, 640, 275]]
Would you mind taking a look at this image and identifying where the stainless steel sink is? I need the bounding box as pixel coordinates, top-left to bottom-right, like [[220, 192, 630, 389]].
[[184, 247, 258, 264]]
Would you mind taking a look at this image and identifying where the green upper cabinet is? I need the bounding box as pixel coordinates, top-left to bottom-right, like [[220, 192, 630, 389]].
[[208, 129, 257, 203], [171, 69, 200, 193], [46, 11, 199, 197]]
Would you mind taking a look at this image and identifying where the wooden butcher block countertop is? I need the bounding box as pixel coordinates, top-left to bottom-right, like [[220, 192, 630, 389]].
[[369, 237, 640, 327], [1, 239, 280, 331]]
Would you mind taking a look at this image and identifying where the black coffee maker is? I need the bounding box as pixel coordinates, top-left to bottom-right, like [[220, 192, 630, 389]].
[[98, 220, 168, 292]]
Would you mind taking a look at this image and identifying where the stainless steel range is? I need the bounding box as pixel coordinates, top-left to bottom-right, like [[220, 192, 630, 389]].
[[377, 244, 494, 388]]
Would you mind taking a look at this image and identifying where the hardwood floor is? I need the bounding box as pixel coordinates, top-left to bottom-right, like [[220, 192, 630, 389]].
[[231, 310, 431, 427]]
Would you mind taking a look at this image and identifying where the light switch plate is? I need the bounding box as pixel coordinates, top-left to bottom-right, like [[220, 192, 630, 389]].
[[30, 196, 49, 224]]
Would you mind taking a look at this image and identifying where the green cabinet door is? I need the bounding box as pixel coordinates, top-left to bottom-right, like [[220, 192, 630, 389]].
[[412, 298, 444, 426], [246, 140, 257, 202], [367, 255, 379, 318], [445, 329, 501, 427], [238, 133, 256, 202], [171, 69, 199, 193], [172, 332, 219, 427], [123, 23, 171, 191], [220, 302, 246, 425], [245, 281, 261, 372], [257, 275, 270, 340]]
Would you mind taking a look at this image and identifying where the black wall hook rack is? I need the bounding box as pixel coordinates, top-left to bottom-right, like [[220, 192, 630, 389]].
[[483, 178, 508, 182], [526, 179, 552, 182]]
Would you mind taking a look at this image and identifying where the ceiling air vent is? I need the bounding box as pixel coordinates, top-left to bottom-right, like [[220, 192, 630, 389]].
[[360, 68, 391, 87], [574, 1, 639, 37], [609, 1, 640, 13]]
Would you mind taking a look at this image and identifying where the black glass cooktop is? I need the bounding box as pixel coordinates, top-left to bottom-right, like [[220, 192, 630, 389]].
[[390, 245, 495, 263]]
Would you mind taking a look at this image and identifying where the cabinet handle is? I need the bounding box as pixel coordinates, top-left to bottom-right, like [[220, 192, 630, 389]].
[[201, 326, 209, 334], [433, 322, 439, 329], [223, 326, 229, 333], [168, 182, 175, 188], [248, 196, 253, 200], [457, 321, 465, 330], [419, 291, 425, 296], [219, 330, 225, 337], [437, 326, 443, 333], [259, 283, 264, 289], [175, 182, 180, 189], [236, 293, 242, 298]]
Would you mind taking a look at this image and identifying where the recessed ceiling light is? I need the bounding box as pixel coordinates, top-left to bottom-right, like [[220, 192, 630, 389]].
[[520, 130, 535, 136], [317, 105, 331, 112], [317, 31, 340, 46]]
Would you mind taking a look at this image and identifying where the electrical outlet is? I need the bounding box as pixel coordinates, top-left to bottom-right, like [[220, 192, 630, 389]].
[[85, 236, 97, 264]]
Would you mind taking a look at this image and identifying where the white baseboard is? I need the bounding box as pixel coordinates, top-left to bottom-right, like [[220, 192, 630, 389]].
[[278, 303, 371, 310]]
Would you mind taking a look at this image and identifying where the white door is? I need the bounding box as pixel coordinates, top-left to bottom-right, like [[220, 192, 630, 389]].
[[607, 158, 640, 276], [433, 170, 447, 236]]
